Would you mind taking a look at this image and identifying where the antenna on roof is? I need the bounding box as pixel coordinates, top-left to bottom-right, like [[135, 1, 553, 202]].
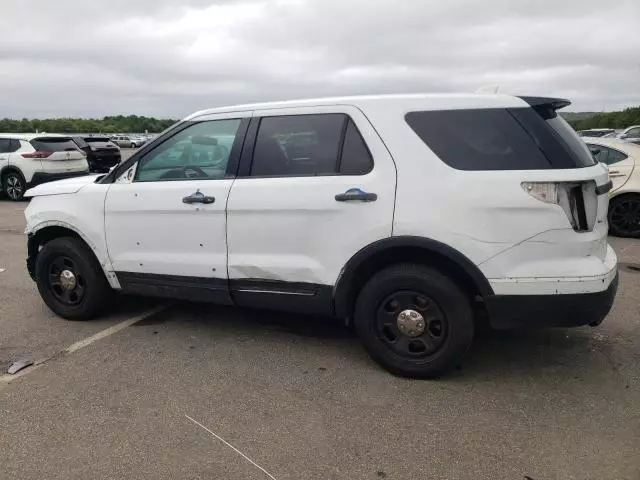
[[474, 85, 500, 94]]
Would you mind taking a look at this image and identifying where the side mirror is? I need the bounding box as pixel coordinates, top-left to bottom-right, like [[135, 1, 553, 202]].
[[618, 134, 628, 139]]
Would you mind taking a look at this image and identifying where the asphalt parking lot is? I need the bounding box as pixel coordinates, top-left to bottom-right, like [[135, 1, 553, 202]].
[[0, 194, 639, 479]]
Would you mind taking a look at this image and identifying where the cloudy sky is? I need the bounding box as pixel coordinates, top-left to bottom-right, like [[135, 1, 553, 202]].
[[1, 0, 638, 118]]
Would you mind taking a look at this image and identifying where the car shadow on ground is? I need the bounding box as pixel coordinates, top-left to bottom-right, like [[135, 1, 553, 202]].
[[125, 298, 608, 381]]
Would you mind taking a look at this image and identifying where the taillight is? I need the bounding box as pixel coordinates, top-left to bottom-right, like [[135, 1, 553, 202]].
[[22, 151, 53, 159], [522, 181, 597, 232]]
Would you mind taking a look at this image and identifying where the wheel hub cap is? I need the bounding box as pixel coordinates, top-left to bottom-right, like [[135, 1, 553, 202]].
[[59, 270, 77, 290], [396, 309, 425, 337]]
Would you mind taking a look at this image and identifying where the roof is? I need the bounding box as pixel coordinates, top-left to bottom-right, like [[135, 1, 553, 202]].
[[0, 133, 67, 140], [186, 93, 530, 119], [582, 137, 640, 154]]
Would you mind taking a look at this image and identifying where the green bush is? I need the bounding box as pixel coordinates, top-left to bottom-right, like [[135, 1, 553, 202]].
[[568, 107, 640, 131], [0, 115, 177, 134]]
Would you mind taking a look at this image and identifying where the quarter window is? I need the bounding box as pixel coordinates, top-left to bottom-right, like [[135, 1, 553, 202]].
[[249, 114, 372, 177], [135, 119, 241, 182]]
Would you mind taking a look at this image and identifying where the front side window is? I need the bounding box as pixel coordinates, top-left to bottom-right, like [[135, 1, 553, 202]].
[[625, 127, 640, 139], [135, 119, 242, 182], [250, 114, 373, 177]]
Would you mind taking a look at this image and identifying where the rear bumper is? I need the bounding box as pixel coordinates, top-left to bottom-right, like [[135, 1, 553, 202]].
[[26, 170, 90, 188], [485, 271, 618, 329]]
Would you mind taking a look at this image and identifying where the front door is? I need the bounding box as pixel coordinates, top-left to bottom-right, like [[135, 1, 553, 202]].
[[225, 105, 396, 314], [104, 114, 249, 302]]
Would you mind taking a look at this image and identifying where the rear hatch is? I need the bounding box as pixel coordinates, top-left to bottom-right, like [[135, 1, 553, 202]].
[[84, 137, 119, 154], [29, 137, 88, 173]]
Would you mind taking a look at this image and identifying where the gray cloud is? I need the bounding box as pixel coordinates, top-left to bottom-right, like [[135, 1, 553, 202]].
[[1, 0, 638, 118]]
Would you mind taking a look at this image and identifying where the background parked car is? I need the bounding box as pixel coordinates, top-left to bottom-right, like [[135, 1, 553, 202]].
[[585, 137, 640, 237], [577, 128, 615, 137], [616, 125, 640, 145], [0, 133, 88, 200], [72, 136, 121, 173], [111, 135, 141, 148]]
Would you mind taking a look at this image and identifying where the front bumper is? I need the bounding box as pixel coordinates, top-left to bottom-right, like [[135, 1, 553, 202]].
[[26, 170, 90, 188], [485, 271, 618, 329]]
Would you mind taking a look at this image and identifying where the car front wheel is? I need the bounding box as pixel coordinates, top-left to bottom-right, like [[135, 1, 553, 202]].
[[354, 264, 474, 378], [35, 237, 113, 320]]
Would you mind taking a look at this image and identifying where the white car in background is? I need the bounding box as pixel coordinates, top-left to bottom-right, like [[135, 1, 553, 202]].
[[616, 125, 640, 145], [0, 134, 89, 201], [584, 137, 640, 237]]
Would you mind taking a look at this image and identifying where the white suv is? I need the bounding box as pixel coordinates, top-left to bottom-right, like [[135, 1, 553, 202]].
[[0, 134, 89, 201], [23, 94, 618, 377]]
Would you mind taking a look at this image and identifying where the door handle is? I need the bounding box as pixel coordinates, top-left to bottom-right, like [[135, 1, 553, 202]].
[[335, 188, 377, 202], [182, 190, 215, 204], [609, 171, 625, 177]]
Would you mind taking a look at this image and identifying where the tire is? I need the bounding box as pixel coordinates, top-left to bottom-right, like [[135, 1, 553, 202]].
[[354, 264, 474, 378], [2, 171, 26, 201], [130, 143, 137, 149], [35, 236, 113, 320], [608, 194, 640, 238]]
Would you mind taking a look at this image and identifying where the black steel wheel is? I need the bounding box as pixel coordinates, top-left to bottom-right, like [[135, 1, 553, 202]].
[[376, 290, 448, 359], [47, 256, 86, 306], [608, 194, 640, 238], [354, 264, 474, 378], [2, 172, 25, 201], [35, 236, 112, 320]]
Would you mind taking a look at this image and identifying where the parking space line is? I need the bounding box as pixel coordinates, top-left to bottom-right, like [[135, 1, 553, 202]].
[[0, 305, 167, 384], [185, 414, 279, 480]]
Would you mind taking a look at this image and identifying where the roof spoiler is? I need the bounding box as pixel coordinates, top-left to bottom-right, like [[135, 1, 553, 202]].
[[518, 96, 571, 119]]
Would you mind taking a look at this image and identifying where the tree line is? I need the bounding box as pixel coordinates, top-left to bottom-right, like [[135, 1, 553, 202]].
[[566, 106, 640, 131], [0, 115, 177, 134]]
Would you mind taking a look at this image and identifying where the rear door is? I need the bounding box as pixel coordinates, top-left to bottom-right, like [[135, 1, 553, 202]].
[[587, 143, 635, 192], [30, 137, 88, 173], [225, 105, 396, 313], [0, 138, 16, 172]]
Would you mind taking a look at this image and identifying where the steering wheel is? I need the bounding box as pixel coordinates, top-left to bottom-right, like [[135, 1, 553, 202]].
[[183, 165, 208, 179]]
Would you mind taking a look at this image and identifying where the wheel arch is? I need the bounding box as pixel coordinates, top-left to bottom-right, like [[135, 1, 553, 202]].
[[27, 223, 120, 288], [1, 165, 26, 183], [333, 236, 493, 319]]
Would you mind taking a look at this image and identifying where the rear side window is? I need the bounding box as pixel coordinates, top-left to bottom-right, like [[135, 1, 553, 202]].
[[249, 114, 373, 177], [0, 138, 20, 153], [406, 108, 597, 170], [405, 109, 551, 170], [339, 119, 373, 175], [31, 137, 79, 152], [587, 144, 628, 165]]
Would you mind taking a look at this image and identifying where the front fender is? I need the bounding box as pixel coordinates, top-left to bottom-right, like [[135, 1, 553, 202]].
[[25, 187, 120, 289]]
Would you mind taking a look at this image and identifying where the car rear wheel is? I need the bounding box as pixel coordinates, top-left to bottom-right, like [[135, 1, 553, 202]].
[[2, 172, 26, 201], [608, 194, 640, 238], [35, 236, 113, 320], [354, 264, 474, 378]]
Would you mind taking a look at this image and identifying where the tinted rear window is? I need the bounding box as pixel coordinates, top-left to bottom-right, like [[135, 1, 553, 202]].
[[84, 137, 111, 143], [405, 108, 596, 170], [31, 137, 79, 152]]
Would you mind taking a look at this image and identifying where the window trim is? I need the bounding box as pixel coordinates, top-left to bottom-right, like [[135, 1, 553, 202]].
[[237, 113, 374, 179]]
